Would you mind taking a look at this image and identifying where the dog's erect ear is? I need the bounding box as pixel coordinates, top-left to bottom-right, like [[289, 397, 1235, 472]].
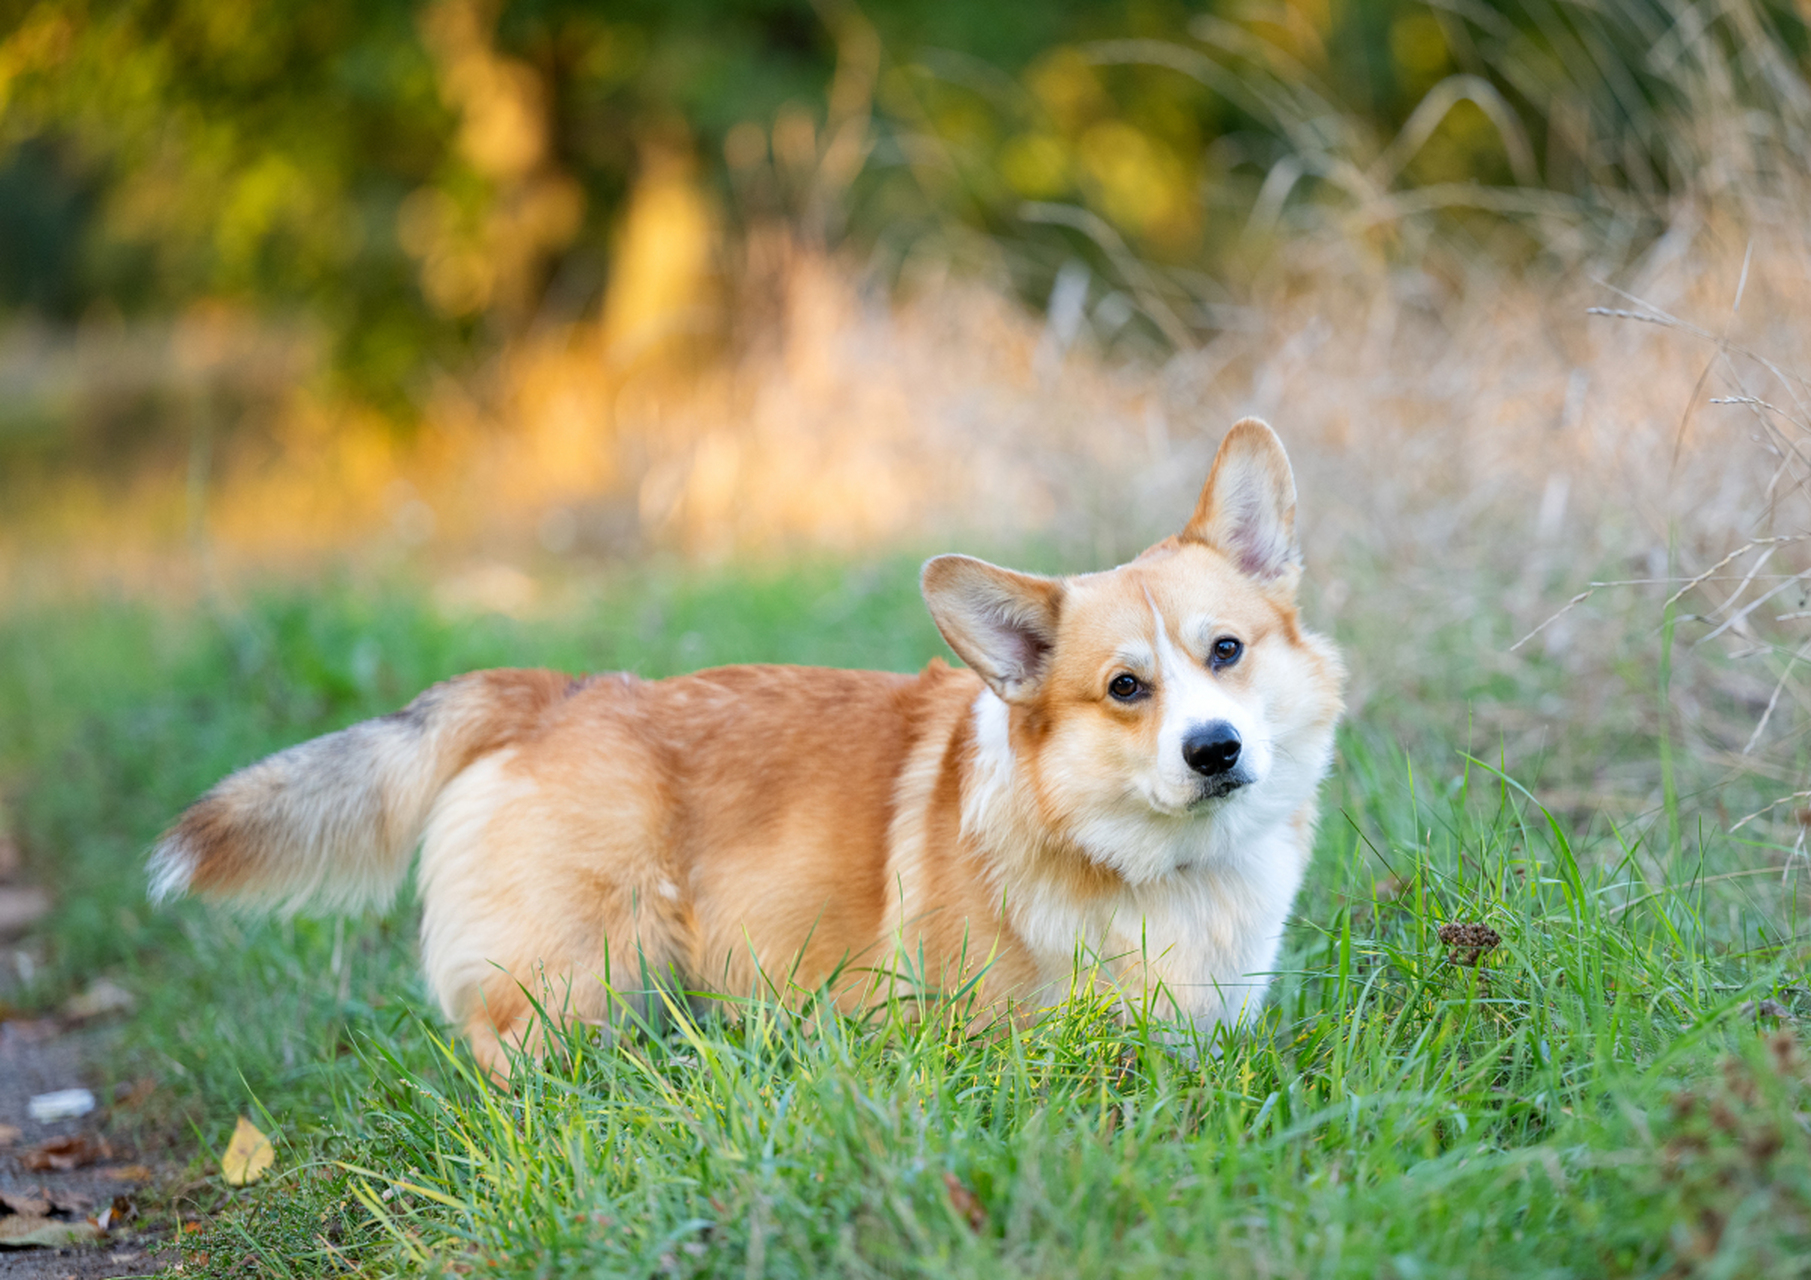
[[920, 555, 1065, 704], [1183, 418, 1300, 586]]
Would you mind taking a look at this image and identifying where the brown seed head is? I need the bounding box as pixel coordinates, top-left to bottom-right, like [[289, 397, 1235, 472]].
[[1436, 922, 1502, 966]]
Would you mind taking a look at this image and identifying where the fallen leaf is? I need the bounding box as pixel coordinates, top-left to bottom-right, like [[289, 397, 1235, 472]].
[[0, 885, 50, 939], [220, 1116, 274, 1186], [0, 1123, 21, 1147], [2, 1018, 60, 1045], [64, 978, 135, 1022], [0, 1190, 51, 1217], [102, 1164, 153, 1182], [0, 1215, 101, 1249], [23, 1133, 111, 1171], [942, 1172, 987, 1233], [48, 1190, 94, 1215]]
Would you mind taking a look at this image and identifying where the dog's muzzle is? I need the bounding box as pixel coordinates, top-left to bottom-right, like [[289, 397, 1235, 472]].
[[1183, 720, 1251, 801], [1183, 720, 1242, 776]]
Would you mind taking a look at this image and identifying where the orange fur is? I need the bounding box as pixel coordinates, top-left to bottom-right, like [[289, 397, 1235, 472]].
[[152, 418, 1345, 1075]]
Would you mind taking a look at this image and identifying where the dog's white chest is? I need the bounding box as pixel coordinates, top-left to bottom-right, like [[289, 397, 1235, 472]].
[[1009, 822, 1308, 1030]]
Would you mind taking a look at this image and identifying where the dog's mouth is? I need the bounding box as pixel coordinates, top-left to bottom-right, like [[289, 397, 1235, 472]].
[[1189, 770, 1254, 807], [1140, 770, 1256, 817]]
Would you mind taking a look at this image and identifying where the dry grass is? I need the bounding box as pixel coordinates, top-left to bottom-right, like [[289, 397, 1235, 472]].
[[6, 201, 1811, 843]]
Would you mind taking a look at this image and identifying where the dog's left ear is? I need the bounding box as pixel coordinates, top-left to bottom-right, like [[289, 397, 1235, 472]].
[[1183, 417, 1301, 588], [920, 555, 1065, 704]]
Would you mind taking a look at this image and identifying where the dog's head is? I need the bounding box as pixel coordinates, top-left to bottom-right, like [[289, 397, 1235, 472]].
[[921, 418, 1344, 881]]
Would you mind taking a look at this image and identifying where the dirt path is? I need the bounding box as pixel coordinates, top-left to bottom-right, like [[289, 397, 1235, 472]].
[[0, 1017, 177, 1279], [1, 820, 172, 1275], [1, 834, 177, 1280]]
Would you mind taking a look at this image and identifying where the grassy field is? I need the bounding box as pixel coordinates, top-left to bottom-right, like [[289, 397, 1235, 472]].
[[2, 556, 1808, 1279], [3, 0, 1810, 1273]]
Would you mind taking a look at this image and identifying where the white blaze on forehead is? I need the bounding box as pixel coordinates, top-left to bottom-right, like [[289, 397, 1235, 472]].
[[1147, 598, 1258, 785]]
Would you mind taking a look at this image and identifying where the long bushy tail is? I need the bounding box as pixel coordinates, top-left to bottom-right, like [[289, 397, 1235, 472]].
[[149, 668, 575, 914]]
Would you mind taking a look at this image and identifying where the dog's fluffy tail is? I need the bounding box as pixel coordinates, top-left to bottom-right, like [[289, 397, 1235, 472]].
[[149, 668, 574, 914]]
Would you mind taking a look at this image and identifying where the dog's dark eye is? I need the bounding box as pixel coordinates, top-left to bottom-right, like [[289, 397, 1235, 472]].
[[1109, 673, 1142, 701], [1211, 637, 1243, 668]]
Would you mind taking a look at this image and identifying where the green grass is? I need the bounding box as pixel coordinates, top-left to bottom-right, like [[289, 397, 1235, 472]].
[[2, 559, 1809, 1278]]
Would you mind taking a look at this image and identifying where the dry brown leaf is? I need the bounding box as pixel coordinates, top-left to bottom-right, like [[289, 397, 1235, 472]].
[[220, 1116, 274, 1186], [3, 1018, 60, 1045], [23, 1133, 111, 1171], [63, 978, 135, 1022], [0, 1190, 50, 1217], [48, 1190, 93, 1216], [0, 885, 50, 939], [0, 1215, 101, 1249], [942, 1172, 987, 1233]]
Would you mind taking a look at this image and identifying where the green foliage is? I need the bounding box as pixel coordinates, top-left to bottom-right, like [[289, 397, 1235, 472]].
[[0, 0, 1108, 405], [1, 0, 1805, 409]]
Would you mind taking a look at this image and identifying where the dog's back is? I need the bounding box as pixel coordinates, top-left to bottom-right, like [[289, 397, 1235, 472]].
[[412, 661, 990, 1064]]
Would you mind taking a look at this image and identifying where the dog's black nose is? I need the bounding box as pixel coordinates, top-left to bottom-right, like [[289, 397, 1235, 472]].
[[1183, 721, 1242, 777]]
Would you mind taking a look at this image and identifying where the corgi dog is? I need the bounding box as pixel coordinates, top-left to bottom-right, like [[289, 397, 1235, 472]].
[[150, 419, 1344, 1073]]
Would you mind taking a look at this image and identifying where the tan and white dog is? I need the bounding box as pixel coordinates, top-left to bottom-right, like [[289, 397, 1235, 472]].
[[150, 419, 1344, 1072]]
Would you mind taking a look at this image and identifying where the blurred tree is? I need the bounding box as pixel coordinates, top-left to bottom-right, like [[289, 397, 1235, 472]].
[[0, 0, 1804, 424]]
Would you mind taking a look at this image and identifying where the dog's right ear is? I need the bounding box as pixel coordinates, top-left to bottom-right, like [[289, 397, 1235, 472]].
[[1183, 417, 1301, 589], [920, 555, 1065, 704]]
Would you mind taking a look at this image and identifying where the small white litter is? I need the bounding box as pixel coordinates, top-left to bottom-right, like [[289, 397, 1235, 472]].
[[26, 1088, 95, 1122]]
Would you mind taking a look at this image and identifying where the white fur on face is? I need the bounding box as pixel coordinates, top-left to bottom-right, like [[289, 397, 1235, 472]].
[[1144, 600, 1270, 812], [1025, 591, 1325, 884], [957, 541, 1342, 1035], [973, 567, 1340, 873], [964, 686, 1317, 1034]]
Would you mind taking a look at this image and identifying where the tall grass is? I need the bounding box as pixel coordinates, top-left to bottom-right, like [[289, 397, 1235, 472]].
[[300, 752, 1808, 1278]]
